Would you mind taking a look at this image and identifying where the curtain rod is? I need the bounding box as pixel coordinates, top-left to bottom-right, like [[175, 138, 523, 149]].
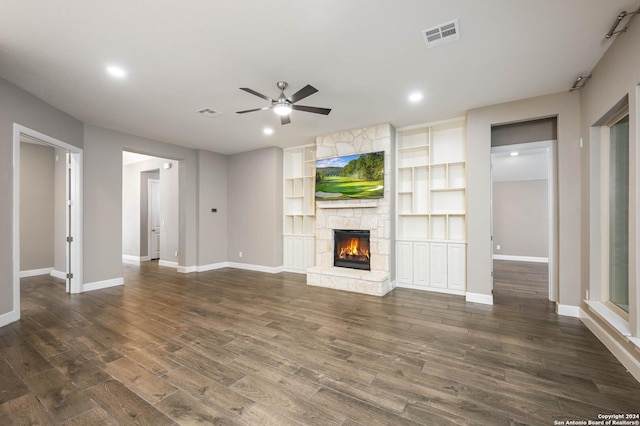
[[605, 7, 640, 38]]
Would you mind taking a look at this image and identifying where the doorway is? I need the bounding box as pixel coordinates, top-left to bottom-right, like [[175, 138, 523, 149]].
[[122, 151, 179, 268], [13, 124, 83, 311], [490, 118, 558, 303]]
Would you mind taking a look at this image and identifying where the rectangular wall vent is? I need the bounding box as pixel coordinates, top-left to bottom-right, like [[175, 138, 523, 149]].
[[197, 108, 221, 117], [422, 19, 460, 48]]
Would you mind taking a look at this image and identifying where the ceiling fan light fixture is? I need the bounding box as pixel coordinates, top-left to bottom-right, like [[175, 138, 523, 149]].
[[273, 103, 292, 116]]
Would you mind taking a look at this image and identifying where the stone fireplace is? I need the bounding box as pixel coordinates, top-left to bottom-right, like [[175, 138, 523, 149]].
[[306, 123, 394, 296]]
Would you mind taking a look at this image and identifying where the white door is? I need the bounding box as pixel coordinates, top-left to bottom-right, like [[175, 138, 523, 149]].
[[149, 179, 161, 260], [413, 242, 429, 287], [429, 243, 447, 288], [447, 243, 466, 291], [396, 242, 413, 284]]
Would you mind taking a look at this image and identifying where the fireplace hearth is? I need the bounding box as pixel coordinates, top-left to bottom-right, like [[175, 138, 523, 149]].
[[334, 229, 370, 271]]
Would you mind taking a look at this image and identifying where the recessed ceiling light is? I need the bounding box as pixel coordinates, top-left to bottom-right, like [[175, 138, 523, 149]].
[[510, 151, 519, 156], [263, 127, 274, 135], [408, 92, 423, 103], [107, 66, 127, 78]]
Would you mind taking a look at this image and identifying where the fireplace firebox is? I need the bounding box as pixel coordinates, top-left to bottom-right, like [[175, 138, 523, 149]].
[[334, 230, 371, 271]]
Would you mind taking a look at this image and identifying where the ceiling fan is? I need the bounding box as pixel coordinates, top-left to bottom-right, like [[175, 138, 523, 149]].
[[236, 81, 331, 125]]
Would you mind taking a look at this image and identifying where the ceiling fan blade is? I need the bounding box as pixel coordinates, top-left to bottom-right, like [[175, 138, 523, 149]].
[[240, 87, 274, 102], [291, 104, 331, 115], [280, 114, 291, 125], [236, 106, 270, 114], [287, 85, 318, 103]]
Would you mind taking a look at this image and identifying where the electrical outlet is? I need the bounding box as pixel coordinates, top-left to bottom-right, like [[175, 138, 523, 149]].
[[496, 245, 501, 250], [585, 289, 589, 300], [239, 251, 243, 258], [174, 250, 178, 257]]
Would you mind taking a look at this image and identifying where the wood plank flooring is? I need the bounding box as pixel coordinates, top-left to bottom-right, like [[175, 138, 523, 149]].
[[1, 260, 639, 425]]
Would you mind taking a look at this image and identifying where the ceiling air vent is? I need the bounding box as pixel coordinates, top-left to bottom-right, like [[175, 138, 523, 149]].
[[197, 108, 221, 118], [422, 19, 460, 48]]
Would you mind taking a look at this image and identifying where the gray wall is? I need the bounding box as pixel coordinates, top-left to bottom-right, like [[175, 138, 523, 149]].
[[579, 19, 639, 339], [20, 143, 55, 271], [492, 179, 548, 258], [467, 92, 580, 303], [227, 147, 283, 267], [0, 76, 83, 317], [197, 150, 228, 266]]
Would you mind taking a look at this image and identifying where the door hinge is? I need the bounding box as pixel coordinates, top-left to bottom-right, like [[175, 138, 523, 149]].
[[66, 273, 74, 279], [66, 236, 74, 242]]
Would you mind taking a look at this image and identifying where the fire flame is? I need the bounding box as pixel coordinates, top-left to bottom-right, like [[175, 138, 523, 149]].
[[338, 238, 370, 260]]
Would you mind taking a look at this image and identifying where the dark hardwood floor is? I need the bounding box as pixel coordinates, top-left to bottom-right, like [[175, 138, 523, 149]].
[[1, 260, 639, 425]]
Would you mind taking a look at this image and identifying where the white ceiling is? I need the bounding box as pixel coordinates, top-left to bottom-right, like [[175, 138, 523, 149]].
[[0, 1, 635, 155]]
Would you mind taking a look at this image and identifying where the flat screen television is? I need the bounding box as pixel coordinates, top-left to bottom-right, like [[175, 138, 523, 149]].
[[315, 151, 384, 200]]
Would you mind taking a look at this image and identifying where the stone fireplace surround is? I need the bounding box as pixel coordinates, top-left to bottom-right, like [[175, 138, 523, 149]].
[[306, 123, 393, 296]]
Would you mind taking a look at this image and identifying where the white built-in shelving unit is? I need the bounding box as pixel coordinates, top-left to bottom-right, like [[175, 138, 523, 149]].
[[395, 118, 467, 294], [283, 144, 316, 273]]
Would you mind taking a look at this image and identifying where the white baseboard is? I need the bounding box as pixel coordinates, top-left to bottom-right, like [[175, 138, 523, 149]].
[[194, 262, 229, 273], [396, 283, 465, 296], [122, 255, 151, 264], [580, 308, 640, 382], [178, 265, 198, 273], [557, 304, 580, 318], [50, 270, 66, 280], [158, 260, 179, 269], [465, 292, 494, 305], [492, 255, 548, 263], [0, 309, 20, 328], [227, 262, 284, 274], [83, 277, 124, 292], [20, 267, 54, 278], [390, 279, 397, 290], [493, 255, 549, 263]]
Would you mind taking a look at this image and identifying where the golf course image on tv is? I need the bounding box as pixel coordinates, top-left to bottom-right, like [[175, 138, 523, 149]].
[[315, 151, 384, 200]]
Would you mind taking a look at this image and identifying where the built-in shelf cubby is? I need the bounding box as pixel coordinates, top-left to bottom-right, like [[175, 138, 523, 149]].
[[283, 144, 316, 273], [395, 118, 467, 293]]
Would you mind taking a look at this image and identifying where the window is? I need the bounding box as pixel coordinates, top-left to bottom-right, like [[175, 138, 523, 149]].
[[608, 114, 629, 313], [606, 111, 629, 315]]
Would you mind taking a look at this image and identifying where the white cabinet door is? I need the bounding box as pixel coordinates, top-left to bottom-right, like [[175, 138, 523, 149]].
[[413, 242, 429, 286], [284, 236, 296, 270], [396, 242, 413, 284], [293, 237, 304, 271], [447, 243, 466, 291], [303, 237, 315, 270], [429, 243, 447, 288]]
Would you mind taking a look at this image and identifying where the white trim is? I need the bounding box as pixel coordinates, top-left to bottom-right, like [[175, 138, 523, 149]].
[[492, 255, 548, 263], [140, 256, 150, 262], [122, 255, 142, 264], [178, 265, 198, 273], [227, 262, 284, 274], [556, 304, 580, 318], [465, 292, 494, 305], [580, 308, 640, 382], [395, 283, 465, 296], [50, 270, 66, 280], [390, 279, 397, 290], [585, 300, 632, 341], [0, 309, 20, 328], [13, 124, 84, 301], [158, 260, 179, 268], [20, 267, 54, 278], [194, 262, 229, 273], [83, 277, 124, 292]]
